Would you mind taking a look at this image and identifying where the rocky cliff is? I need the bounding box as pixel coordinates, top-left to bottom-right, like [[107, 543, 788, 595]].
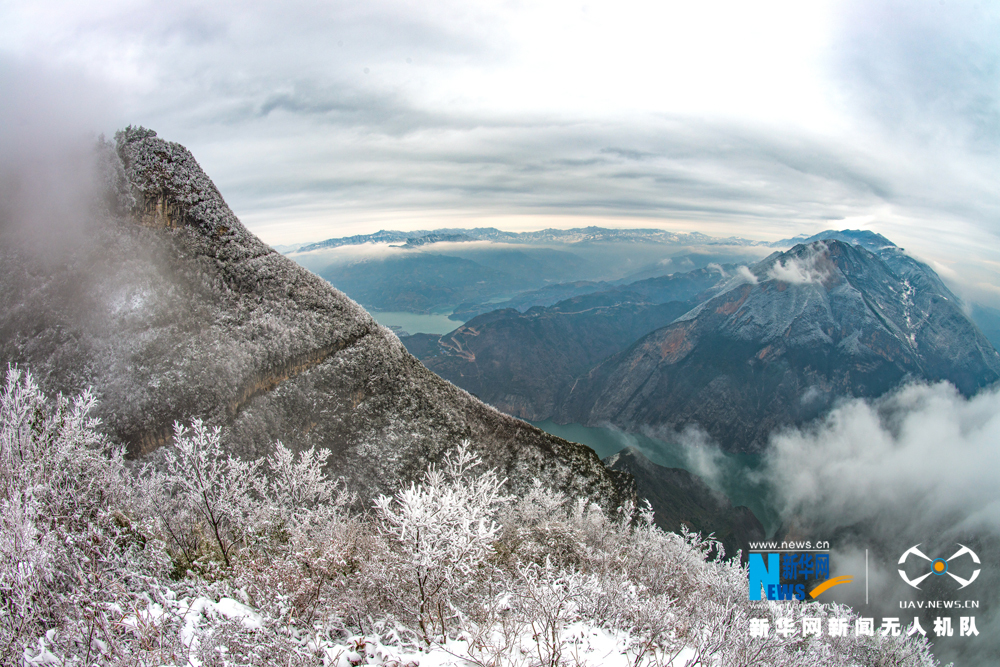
[[0, 127, 629, 506]]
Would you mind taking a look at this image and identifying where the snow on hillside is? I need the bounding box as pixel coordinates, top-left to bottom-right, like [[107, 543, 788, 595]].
[[2, 367, 940, 666]]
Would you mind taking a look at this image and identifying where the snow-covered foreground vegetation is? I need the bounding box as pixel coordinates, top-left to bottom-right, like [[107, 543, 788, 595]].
[[1, 367, 941, 666]]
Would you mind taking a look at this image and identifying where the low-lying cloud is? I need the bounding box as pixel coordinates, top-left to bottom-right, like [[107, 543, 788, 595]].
[[766, 245, 832, 285], [735, 265, 758, 285], [764, 381, 1000, 533], [761, 380, 1000, 663], [0, 56, 117, 258], [654, 378, 1000, 661]]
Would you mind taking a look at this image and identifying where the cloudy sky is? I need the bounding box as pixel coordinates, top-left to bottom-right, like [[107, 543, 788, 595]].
[[2, 0, 999, 300]]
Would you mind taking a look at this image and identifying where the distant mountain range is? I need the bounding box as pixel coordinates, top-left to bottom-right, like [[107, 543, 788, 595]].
[[771, 228, 896, 251], [448, 254, 740, 320], [294, 227, 777, 253], [318, 247, 591, 313], [290, 225, 897, 255], [404, 234, 1000, 452], [293, 227, 919, 323]]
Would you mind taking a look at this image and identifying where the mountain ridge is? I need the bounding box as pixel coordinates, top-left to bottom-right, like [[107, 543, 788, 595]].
[[296, 227, 777, 253], [559, 239, 1000, 451], [0, 127, 631, 507], [401, 266, 730, 419]]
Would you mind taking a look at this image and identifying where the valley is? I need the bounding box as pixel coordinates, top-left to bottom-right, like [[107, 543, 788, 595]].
[[285, 225, 1000, 569]]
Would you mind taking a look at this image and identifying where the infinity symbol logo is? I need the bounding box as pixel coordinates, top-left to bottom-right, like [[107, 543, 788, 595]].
[[898, 544, 981, 590]]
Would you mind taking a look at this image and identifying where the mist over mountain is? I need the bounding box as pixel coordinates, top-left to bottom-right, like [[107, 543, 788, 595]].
[[297, 227, 773, 252], [448, 254, 744, 320], [761, 380, 1000, 665], [604, 446, 765, 561], [318, 246, 590, 314], [288, 230, 772, 325], [0, 127, 628, 506]]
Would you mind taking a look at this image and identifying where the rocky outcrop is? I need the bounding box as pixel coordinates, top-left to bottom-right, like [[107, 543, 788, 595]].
[[0, 127, 631, 508]]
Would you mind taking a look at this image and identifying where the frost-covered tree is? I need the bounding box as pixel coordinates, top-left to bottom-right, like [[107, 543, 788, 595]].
[[0, 366, 165, 664], [231, 443, 365, 628], [0, 364, 944, 666], [374, 441, 509, 645], [262, 441, 349, 530], [154, 419, 262, 569]]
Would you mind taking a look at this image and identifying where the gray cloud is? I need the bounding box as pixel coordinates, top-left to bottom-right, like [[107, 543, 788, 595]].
[[3, 0, 1000, 305], [766, 244, 833, 285], [0, 55, 115, 256], [599, 147, 657, 161], [835, 0, 1000, 151], [764, 381, 1000, 534]]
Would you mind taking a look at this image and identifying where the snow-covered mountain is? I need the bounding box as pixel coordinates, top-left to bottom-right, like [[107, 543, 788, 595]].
[[560, 239, 1000, 451], [295, 226, 770, 252], [0, 127, 626, 506], [402, 234, 1000, 452]]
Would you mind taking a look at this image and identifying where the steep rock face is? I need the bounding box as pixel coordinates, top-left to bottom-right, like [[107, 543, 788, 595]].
[[0, 128, 629, 506], [560, 240, 1000, 451], [603, 447, 764, 560]]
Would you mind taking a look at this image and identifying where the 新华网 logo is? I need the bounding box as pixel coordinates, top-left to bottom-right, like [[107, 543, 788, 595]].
[[749, 552, 852, 601]]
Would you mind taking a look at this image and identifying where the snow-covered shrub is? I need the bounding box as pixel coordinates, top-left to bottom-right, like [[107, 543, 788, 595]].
[[265, 442, 341, 522], [151, 419, 264, 571], [1, 367, 943, 666], [0, 366, 167, 664], [373, 441, 509, 645], [228, 443, 368, 629]]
